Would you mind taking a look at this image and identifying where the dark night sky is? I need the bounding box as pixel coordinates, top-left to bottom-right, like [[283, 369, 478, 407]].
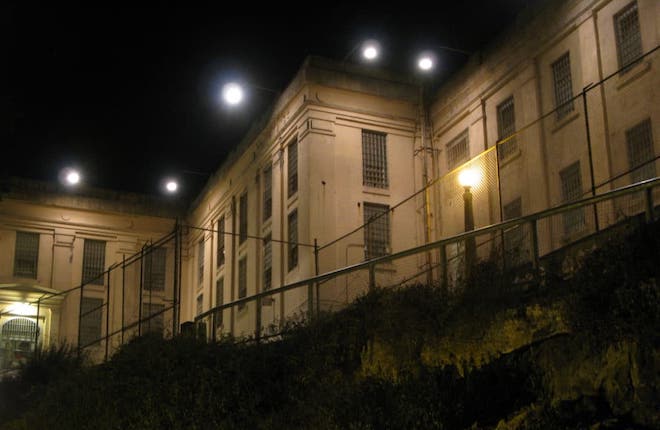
[[4, 2, 541, 201]]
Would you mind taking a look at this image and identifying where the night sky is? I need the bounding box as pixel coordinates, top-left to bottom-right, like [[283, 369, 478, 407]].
[[5, 2, 541, 202]]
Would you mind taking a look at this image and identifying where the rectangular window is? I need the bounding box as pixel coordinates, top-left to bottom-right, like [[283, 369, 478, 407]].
[[614, 1, 642, 72], [363, 203, 391, 260], [503, 198, 524, 266], [287, 140, 298, 198], [239, 192, 248, 244], [197, 240, 205, 286], [143, 247, 166, 291], [626, 118, 656, 183], [13, 231, 39, 278], [263, 165, 272, 221], [560, 162, 585, 235], [196, 294, 203, 317], [552, 52, 574, 120], [215, 278, 224, 328], [142, 303, 164, 334], [497, 96, 517, 160], [362, 130, 388, 188], [263, 234, 272, 291], [288, 210, 298, 271], [447, 129, 469, 170], [238, 257, 247, 300], [217, 216, 225, 267], [80, 297, 103, 347], [82, 239, 106, 285]]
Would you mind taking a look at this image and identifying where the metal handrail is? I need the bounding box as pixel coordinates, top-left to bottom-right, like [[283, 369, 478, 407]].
[[195, 176, 659, 322]]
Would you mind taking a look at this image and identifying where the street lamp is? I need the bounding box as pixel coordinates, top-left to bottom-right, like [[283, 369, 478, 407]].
[[458, 168, 481, 278], [60, 167, 82, 187]]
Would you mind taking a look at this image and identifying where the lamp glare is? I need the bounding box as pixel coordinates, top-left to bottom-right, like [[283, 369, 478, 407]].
[[222, 83, 244, 105], [363, 45, 378, 60], [166, 181, 178, 193], [66, 171, 80, 185], [418, 56, 434, 71], [458, 169, 481, 188]]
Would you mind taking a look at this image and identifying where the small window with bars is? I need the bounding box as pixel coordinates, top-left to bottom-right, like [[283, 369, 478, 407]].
[[560, 161, 585, 235], [197, 240, 205, 286], [364, 203, 391, 260], [614, 2, 642, 72], [288, 210, 298, 271], [238, 257, 247, 302], [196, 294, 204, 317], [217, 216, 225, 268], [497, 96, 518, 160], [215, 278, 224, 328], [80, 297, 103, 347], [447, 129, 469, 170], [239, 192, 248, 244], [143, 247, 166, 291], [263, 164, 272, 221], [552, 52, 574, 120], [362, 130, 388, 188], [14, 231, 39, 279], [141, 303, 164, 334], [287, 140, 298, 198], [263, 234, 272, 291], [82, 239, 106, 286], [626, 118, 655, 183]]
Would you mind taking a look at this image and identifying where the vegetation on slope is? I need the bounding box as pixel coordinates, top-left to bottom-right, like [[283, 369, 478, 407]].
[[1, 220, 658, 429]]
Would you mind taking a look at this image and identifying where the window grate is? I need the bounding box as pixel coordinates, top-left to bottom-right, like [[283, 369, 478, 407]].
[[263, 165, 272, 221], [82, 240, 106, 286], [552, 52, 574, 120], [239, 192, 248, 244], [80, 297, 103, 347], [364, 203, 390, 260], [263, 234, 272, 291], [288, 210, 298, 271], [143, 247, 166, 291], [615, 2, 642, 72], [2, 317, 38, 342], [196, 294, 204, 317], [362, 130, 388, 188], [238, 257, 247, 300], [497, 96, 518, 160], [560, 162, 585, 235], [14, 231, 39, 279], [447, 130, 469, 170], [197, 240, 205, 286], [217, 216, 225, 267], [141, 303, 164, 334], [287, 140, 298, 197], [626, 118, 656, 183]]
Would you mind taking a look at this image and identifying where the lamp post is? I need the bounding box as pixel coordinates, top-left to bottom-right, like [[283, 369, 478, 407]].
[[458, 168, 480, 278]]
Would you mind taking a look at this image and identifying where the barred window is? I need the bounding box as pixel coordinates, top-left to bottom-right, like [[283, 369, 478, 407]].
[[238, 257, 247, 300], [142, 303, 164, 334], [364, 203, 390, 260], [288, 210, 298, 271], [215, 278, 224, 328], [82, 239, 105, 285], [14, 231, 39, 278], [196, 294, 204, 317], [217, 216, 225, 267], [497, 96, 518, 160], [197, 240, 205, 286], [503, 198, 524, 265], [239, 192, 248, 244], [143, 247, 166, 291], [560, 162, 585, 235], [447, 129, 469, 170], [552, 52, 574, 120], [614, 2, 642, 72], [263, 234, 272, 291], [263, 164, 272, 221], [80, 297, 103, 347], [362, 130, 388, 188], [626, 118, 656, 183], [287, 140, 298, 198], [1, 318, 38, 342]]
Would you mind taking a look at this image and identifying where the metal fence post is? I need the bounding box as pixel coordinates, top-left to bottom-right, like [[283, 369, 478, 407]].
[[34, 296, 41, 358], [121, 255, 126, 345], [314, 239, 320, 316], [582, 84, 600, 233], [256, 296, 262, 341], [78, 283, 84, 355], [645, 187, 654, 222], [440, 244, 448, 288], [530, 219, 540, 272], [105, 269, 110, 361], [368, 263, 376, 292]]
